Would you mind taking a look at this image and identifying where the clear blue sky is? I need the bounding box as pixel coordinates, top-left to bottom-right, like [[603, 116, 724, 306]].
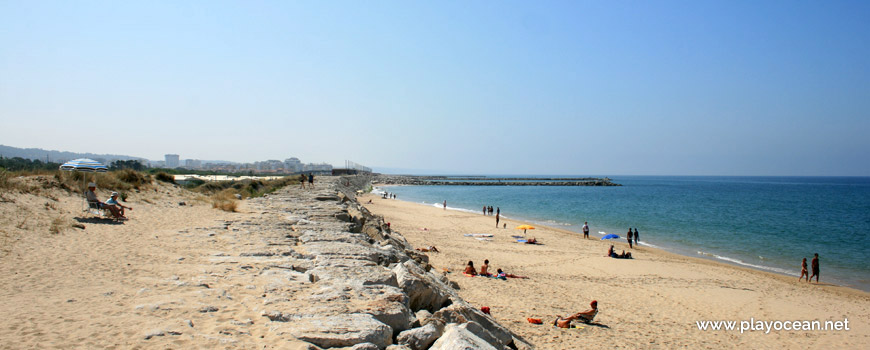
[[1, 1, 868, 175]]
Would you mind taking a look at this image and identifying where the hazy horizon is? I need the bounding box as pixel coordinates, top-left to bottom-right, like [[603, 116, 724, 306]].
[[2, 1, 868, 176]]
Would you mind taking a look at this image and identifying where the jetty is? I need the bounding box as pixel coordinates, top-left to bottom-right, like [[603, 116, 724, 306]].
[[374, 175, 621, 186]]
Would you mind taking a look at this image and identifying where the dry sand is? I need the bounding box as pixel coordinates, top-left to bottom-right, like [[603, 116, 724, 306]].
[[361, 193, 870, 349], [0, 177, 310, 349]]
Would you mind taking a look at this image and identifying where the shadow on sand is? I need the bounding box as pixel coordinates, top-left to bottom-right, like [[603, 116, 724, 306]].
[[74, 217, 124, 225]]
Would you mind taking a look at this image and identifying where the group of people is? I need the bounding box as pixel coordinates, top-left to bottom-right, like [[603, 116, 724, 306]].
[[464, 259, 528, 279], [85, 182, 131, 220], [382, 192, 396, 199], [298, 173, 315, 189], [482, 206, 498, 216], [799, 253, 821, 283], [626, 228, 639, 248]]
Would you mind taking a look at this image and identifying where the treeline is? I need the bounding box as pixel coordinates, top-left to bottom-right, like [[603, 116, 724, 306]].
[[0, 157, 147, 172], [0, 157, 61, 171]]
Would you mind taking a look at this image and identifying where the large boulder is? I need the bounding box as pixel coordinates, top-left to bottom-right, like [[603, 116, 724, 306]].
[[432, 302, 512, 348], [393, 261, 452, 312], [396, 321, 445, 350], [428, 324, 498, 350], [268, 314, 392, 349]]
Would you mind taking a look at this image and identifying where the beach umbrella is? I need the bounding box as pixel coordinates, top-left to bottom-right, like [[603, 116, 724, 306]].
[[601, 234, 620, 240], [60, 158, 108, 212], [516, 224, 535, 234], [60, 158, 108, 173]]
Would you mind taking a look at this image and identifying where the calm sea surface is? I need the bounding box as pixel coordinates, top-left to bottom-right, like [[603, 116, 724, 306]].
[[378, 176, 870, 291]]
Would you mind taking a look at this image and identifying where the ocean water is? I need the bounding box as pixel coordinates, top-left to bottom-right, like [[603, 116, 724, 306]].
[[378, 176, 870, 291]]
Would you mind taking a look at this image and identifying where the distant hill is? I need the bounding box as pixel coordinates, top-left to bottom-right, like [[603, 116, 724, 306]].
[[0, 144, 147, 164]]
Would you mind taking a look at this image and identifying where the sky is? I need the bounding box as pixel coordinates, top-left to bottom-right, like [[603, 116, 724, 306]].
[[1, 1, 868, 176]]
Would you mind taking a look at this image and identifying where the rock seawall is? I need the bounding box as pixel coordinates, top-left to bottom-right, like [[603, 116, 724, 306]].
[[249, 175, 533, 349]]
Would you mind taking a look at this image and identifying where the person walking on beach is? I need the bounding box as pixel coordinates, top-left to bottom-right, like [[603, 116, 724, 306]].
[[634, 228, 639, 246], [308, 173, 315, 189], [627, 228, 633, 249], [496, 213, 500, 228], [810, 253, 820, 283], [299, 174, 306, 189], [582, 222, 589, 239], [483, 206, 487, 215], [800, 258, 809, 282], [443, 200, 447, 210]]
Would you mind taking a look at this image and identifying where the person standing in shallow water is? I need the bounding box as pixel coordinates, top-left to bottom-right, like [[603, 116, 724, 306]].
[[443, 200, 446, 210], [627, 228, 633, 249], [810, 253, 820, 283], [634, 228, 639, 246]]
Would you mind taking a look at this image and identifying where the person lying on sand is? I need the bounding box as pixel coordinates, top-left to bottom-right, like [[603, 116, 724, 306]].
[[415, 246, 439, 252], [607, 245, 632, 259], [555, 300, 598, 328], [525, 237, 538, 244], [495, 268, 529, 280], [464, 261, 477, 276]]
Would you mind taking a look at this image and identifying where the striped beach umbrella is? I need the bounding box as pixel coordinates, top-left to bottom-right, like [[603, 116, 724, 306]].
[[59, 158, 108, 173]]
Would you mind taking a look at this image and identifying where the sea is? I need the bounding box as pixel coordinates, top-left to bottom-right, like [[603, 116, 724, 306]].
[[376, 176, 870, 292]]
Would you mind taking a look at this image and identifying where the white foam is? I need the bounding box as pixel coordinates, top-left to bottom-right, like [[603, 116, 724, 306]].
[[710, 254, 798, 277]]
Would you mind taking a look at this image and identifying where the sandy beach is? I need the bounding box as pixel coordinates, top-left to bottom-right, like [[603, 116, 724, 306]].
[[360, 193, 870, 349], [1, 174, 868, 349]]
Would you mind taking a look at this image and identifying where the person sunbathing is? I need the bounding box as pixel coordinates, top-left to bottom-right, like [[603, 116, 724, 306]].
[[415, 246, 439, 253], [555, 300, 598, 328], [479, 259, 491, 277], [607, 245, 632, 259], [495, 268, 529, 280], [464, 261, 477, 276]]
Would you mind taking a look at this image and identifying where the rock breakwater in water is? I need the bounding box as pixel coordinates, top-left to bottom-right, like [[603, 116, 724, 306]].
[[213, 175, 532, 349], [374, 175, 620, 186]]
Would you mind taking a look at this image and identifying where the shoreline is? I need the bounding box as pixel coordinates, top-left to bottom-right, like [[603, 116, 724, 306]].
[[361, 192, 870, 349], [374, 185, 869, 293], [382, 194, 870, 297]]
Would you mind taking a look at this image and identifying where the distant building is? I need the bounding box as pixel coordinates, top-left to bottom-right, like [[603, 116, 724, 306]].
[[303, 162, 333, 172], [184, 159, 202, 169], [165, 154, 180, 168], [284, 157, 302, 173]]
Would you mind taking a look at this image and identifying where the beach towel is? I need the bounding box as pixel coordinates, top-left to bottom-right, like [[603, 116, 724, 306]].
[[527, 318, 543, 324], [511, 235, 524, 239], [464, 233, 493, 238]]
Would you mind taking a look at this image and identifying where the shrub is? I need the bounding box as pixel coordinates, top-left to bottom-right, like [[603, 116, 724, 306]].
[[155, 172, 175, 183], [116, 169, 151, 189], [212, 190, 238, 212], [49, 217, 65, 234]]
